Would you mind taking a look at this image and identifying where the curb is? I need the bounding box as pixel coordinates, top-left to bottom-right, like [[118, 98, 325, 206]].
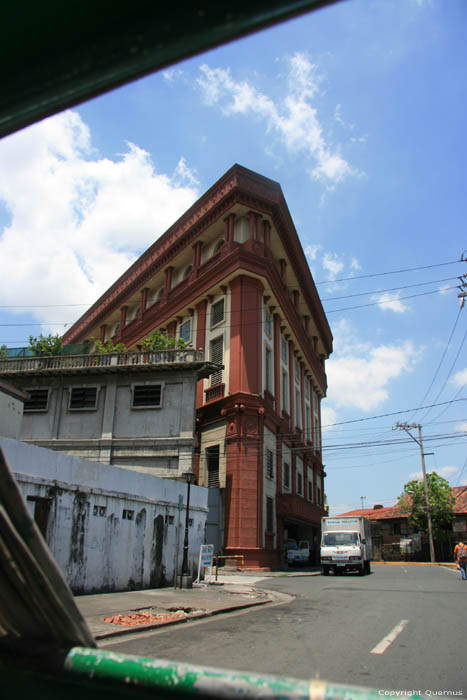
[[372, 561, 456, 567], [94, 595, 275, 640]]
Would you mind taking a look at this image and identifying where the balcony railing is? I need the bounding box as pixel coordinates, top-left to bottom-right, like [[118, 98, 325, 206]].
[[0, 349, 205, 373]]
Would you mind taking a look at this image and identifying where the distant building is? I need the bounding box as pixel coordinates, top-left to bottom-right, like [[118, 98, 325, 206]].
[[57, 165, 332, 569], [339, 491, 467, 561]]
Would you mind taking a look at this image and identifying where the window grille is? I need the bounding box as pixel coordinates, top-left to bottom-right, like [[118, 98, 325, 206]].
[[266, 497, 274, 532], [24, 388, 49, 412], [210, 298, 225, 327], [132, 384, 162, 408], [69, 387, 97, 410], [210, 336, 223, 386], [266, 448, 274, 479]]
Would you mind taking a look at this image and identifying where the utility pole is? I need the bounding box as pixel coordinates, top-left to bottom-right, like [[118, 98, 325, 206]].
[[360, 496, 366, 509], [393, 422, 436, 563]]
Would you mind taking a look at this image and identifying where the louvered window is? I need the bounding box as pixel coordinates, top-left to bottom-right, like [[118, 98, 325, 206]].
[[210, 336, 223, 386], [24, 388, 49, 412], [132, 384, 162, 408], [266, 448, 274, 479], [69, 387, 97, 410], [211, 298, 225, 327], [265, 347, 272, 392], [206, 445, 220, 488]]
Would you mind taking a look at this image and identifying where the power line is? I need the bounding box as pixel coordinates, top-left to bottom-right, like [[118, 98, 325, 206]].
[[315, 259, 462, 285], [322, 398, 466, 427], [0, 284, 460, 328], [320, 276, 458, 302], [420, 328, 467, 423]]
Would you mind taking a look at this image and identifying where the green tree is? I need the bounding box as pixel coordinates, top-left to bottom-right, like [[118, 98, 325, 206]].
[[140, 329, 189, 351], [28, 333, 63, 356], [91, 338, 127, 353], [399, 472, 455, 540], [0, 344, 8, 359]]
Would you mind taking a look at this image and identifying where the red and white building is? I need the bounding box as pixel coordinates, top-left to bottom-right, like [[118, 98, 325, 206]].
[[63, 165, 333, 569]]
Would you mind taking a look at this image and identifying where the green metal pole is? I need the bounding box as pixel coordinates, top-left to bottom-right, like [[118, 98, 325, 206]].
[[64, 647, 429, 699]]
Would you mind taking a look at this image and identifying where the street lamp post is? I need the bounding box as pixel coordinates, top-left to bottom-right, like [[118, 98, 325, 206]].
[[180, 470, 195, 588]]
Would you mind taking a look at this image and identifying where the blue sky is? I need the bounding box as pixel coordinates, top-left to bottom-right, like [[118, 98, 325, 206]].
[[0, 0, 465, 514]]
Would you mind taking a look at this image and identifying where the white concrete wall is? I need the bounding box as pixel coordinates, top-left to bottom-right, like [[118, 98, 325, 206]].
[[0, 389, 24, 439], [0, 437, 208, 594]]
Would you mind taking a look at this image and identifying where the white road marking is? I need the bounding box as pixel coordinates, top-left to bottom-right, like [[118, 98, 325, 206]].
[[370, 619, 409, 655]]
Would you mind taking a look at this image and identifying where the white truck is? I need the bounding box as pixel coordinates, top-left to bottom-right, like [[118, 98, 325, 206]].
[[320, 516, 372, 576]]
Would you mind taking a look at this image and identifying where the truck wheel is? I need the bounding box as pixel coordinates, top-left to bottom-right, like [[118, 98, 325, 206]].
[[322, 566, 330, 576], [358, 564, 365, 576], [364, 561, 371, 575]]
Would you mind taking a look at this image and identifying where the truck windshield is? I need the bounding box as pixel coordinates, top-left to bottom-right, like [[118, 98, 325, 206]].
[[322, 533, 359, 546]]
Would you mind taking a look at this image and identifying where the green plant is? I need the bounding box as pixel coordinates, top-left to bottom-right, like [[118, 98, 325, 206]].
[[28, 333, 63, 357], [398, 472, 455, 541], [91, 338, 127, 353], [0, 344, 8, 359], [140, 329, 190, 351]]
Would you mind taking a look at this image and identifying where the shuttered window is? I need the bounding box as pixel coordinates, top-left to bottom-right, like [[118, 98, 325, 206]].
[[69, 387, 97, 410], [266, 448, 274, 479], [206, 445, 220, 488], [211, 298, 225, 327], [132, 384, 162, 408], [210, 336, 223, 386], [24, 388, 49, 412]]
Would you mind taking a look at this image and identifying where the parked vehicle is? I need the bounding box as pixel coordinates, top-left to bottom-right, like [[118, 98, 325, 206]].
[[320, 517, 372, 576], [284, 538, 299, 564]]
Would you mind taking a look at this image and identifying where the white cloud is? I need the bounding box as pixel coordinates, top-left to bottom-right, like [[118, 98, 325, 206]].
[[304, 244, 321, 262], [452, 368, 467, 387], [409, 466, 459, 481], [321, 404, 337, 432], [325, 320, 420, 412], [196, 53, 361, 188], [372, 291, 409, 314], [322, 252, 345, 280], [0, 111, 199, 329]]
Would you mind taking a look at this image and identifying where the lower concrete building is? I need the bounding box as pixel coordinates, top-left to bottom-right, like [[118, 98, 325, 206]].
[[1, 436, 208, 593]]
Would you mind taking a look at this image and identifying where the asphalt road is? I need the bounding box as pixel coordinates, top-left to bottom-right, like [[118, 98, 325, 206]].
[[100, 564, 467, 694]]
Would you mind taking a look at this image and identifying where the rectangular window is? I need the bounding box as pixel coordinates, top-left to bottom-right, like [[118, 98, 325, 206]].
[[206, 445, 220, 488], [265, 346, 272, 392], [297, 471, 303, 496], [282, 371, 289, 412], [317, 487, 321, 505], [313, 389, 321, 449], [264, 308, 272, 337], [180, 319, 191, 342], [294, 359, 300, 384], [210, 336, 223, 386], [305, 405, 311, 441], [69, 387, 97, 410], [308, 480, 313, 502], [122, 509, 134, 520], [132, 384, 162, 408], [266, 496, 274, 532], [281, 336, 288, 364], [295, 389, 302, 429], [266, 448, 274, 479], [210, 298, 225, 327], [24, 388, 49, 412], [283, 462, 290, 490]]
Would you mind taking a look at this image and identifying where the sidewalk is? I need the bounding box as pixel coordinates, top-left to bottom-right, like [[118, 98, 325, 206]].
[[74, 570, 308, 640]]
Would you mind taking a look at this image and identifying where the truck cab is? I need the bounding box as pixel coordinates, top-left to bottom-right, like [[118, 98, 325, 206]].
[[320, 517, 372, 576]]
